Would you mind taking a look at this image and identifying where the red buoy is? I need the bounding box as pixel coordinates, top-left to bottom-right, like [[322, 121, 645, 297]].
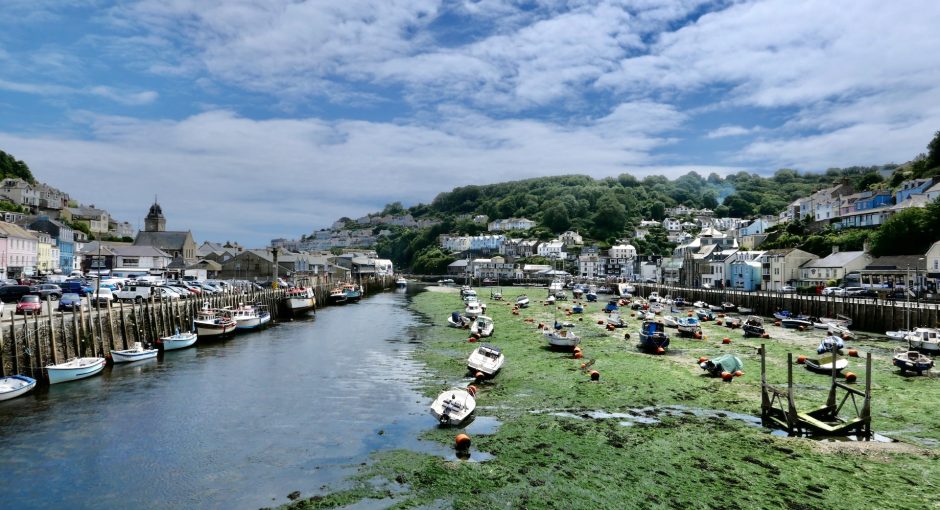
[[574, 351, 583, 359], [722, 337, 731, 344], [844, 372, 857, 383], [590, 370, 600, 381], [467, 385, 478, 397], [597, 320, 605, 325], [475, 371, 485, 380], [455, 433, 472, 449], [734, 370, 744, 377], [848, 349, 859, 357], [797, 355, 806, 364], [721, 371, 733, 381], [698, 356, 709, 364], [694, 331, 703, 339], [761, 333, 770, 339], [468, 337, 477, 343], [655, 346, 666, 355]]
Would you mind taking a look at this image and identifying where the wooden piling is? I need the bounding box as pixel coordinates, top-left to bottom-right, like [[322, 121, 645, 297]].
[[47, 300, 58, 366]]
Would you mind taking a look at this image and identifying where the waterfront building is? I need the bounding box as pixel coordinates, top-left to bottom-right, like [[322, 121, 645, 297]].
[[26, 215, 75, 271], [799, 249, 873, 288], [65, 205, 111, 236], [33, 231, 55, 275], [0, 222, 39, 279], [487, 218, 536, 232], [759, 248, 817, 291], [895, 178, 934, 204]]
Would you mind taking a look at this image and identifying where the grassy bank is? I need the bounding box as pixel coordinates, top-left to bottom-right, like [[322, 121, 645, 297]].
[[284, 287, 939, 509]]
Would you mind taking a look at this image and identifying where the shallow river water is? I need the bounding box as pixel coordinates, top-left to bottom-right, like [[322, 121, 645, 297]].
[[0, 289, 437, 509]]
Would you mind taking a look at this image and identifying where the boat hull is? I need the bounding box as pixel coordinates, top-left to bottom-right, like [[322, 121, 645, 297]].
[[285, 297, 315, 315], [158, 332, 198, 351], [47, 358, 106, 384], [0, 375, 37, 401], [429, 389, 476, 426], [110, 349, 158, 363], [195, 321, 236, 339]]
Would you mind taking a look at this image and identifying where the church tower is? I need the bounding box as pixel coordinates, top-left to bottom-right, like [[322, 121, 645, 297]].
[[144, 199, 166, 232]]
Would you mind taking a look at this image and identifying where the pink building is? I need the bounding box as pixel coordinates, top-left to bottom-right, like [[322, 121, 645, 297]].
[[0, 221, 39, 280]]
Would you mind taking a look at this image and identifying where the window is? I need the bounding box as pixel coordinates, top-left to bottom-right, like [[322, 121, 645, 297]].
[[123, 257, 139, 267]]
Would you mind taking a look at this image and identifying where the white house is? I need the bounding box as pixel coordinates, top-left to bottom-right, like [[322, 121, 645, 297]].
[[537, 240, 566, 259], [662, 218, 681, 232], [609, 243, 637, 260], [799, 249, 873, 287], [488, 218, 537, 232], [559, 231, 583, 246], [578, 254, 602, 279]]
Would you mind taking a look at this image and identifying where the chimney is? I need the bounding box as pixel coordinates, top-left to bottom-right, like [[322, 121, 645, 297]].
[[831, 245, 840, 255]]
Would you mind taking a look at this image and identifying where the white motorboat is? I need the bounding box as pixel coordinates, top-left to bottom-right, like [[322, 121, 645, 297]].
[[430, 386, 477, 426], [827, 323, 855, 340], [194, 306, 237, 339], [470, 315, 495, 337], [447, 311, 469, 328], [607, 313, 627, 328], [462, 290, 478, 303], [886, 330, 911, 340], [906, 328, 940, 353], [0, 375, 36, 401], [544, 324, 581, 349], [396, 277, 408, 288], [231, 304, 264, 330], [892, 349, 934, 375], [465, 300, 484, 318], [648, 292, 660, 303], [662, 315, 679, 328], [616, 283, 635, 297], [158, 330, 198, 351], [46, 358, 106, 384], [805, 355, 849, 373], [467, 344, 504, 377], [515, 294, 530, 308], [693, 300, 707, 308], [649, 303, 664, 314], [546, 295, 556, 305], [549, 279, 565, 293], [110, 342, 158, 363]]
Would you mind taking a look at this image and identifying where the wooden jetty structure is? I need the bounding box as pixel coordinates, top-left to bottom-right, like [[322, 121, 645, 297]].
[[759, 343, 872, 437]]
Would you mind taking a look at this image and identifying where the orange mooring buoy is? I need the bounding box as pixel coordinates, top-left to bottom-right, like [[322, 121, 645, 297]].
[[721, 371, 733, 381], [698, 356, 709, 364], [844, 372, 857, 383], [574, 351, 583, 359], [455, 433, 471, 449], [797, 355, 806, 364], [590, 370, 600, 381], [722, 337, 731, 344], [655, 346, 666, 355], [734, 370, 744, 377], [848, 349, 859, 357], [475, 371, 484, 380]]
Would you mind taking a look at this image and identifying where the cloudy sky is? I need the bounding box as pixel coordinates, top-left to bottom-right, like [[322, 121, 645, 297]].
[[1, 1, 939, 246]]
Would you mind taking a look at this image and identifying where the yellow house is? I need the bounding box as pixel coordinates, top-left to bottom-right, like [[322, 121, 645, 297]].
[[33, 230, 56, 275]]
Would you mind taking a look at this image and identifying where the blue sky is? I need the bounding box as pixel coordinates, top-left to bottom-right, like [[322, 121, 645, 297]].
[[1, 0, 939, 247]]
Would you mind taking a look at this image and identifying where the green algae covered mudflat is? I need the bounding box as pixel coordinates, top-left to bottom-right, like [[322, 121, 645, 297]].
[[285, 287, 940, 510]]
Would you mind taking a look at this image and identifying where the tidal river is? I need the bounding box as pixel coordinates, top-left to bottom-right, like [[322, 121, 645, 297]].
[[0, 289, 437, 509]]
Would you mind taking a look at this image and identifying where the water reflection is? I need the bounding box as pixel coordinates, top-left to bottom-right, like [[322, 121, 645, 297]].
[[0, 290, 434, 509]]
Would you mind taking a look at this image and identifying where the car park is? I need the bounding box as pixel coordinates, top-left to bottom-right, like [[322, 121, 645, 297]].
[[16, 295, 42, 315]]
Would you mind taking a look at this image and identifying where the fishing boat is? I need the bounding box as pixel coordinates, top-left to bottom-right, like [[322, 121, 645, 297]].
[[328, 287, 347, 305], [886, 330, 911, 340], [467, 344, 504, 377], [462, 290, 478, 303], [553, 290, 568, 301], [616, 283, 635, 297], [677, 317, 701, 336], [256, 304, 271, 327], [548, 279, 565, 293], [804, 353, 849, 373], [721, 302, 737, 312], [544, 322, 581, 349], [46, 357, 106, 384], [695, 308, 715, 321], [648, 292, 660, 303], [707, 303, 724, 312], [906, 327, 940, 353], [742, 316, 765, 337], [283, 287, 316, 315], [396, 277, 408, 288], [699, 354, 743, 377], [465, 300, 484, 318], [157, 330, 198, 350], [194, 306, 237, 339], [470, 315, 495, 337], [546, 295, 556, 305], [230, 304, 264, 331], [773, 310, 793, 321], [448, 311, 469, 328], [649, 303, 664, 314], [662, 315, 679, 328], [892, 349, 934, 375], [638, 320, 670, 352], [490, 289, 503, 301], [430, 386, 477, 426], [585, 287, 598, 302], [674, 297, 688, 308], [571, 303, 584, 314], [572, 285, 585, 299], [816, 335, 845, 355], [604, 300, 619, 313], [109, 342, 158, 363], [827, 322, 855, 339], [0, 375, 36, 401], [737, 306, 754, 314], [342, 284, 362, 303], [607, 313, 627, 328], [693, 300, 707, 308], [515, 294, 530, 308]]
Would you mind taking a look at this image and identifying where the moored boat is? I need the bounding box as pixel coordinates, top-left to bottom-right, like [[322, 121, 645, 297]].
[[467, 344, 504, 377], [699, 354, 743, 377], [606, 313, 627, 328], [231, 304, 264, 331], [342, 284, 362, 303], [284, 287, 316, 315], [695, 308, 715, 321], [395, 277, 408, 288], [721, 302, 737, 312], [46, 357, 106, 384], [0, 375, 36, 401], [662, 315, 679, 328], [571, 303, 584, 314], [742, 316, 765, 337], [804, 355, 849, 374], [543, 322, 581, 349], [816, 335, 845, 355], [109, 342, 158, 363], [158, 330, 198, 350], [723, 316, 742, 329], [430, 386, 477, 426], [470, 315, 495, 337], [328, 287, 347, 305], [638, 320, 669, 353], [677, 316, 701, 336], [194, 306, 237, 339], [465, 300, 484, 318], [515, 294, 530, 308], [781, 316, 813, 329], [448, 311, 469, 328], [892, 349, 934, 375], [905, 327, 940, 353]]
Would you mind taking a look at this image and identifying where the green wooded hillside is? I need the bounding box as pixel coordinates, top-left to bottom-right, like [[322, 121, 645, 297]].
[[0, 150, 37, 184]]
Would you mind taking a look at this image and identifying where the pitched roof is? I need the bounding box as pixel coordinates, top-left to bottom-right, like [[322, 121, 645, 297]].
[[134, 231, 192, 251], [864, 255, 927, 271], [802, 251, 869, 268], [0, 221, 38, 240]]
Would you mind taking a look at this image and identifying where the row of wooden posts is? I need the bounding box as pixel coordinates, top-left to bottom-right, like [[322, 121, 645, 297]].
[[632, 284, 940, 333], [0, 276, 396, 383]]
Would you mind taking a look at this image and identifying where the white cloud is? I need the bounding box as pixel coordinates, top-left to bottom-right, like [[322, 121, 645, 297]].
[[706, 125, 758, 139], [0, 105, 722, 245]]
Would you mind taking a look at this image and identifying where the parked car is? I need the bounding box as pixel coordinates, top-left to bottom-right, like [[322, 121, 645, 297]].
[[154, 286, 181, 301], [166, 285, 192, 297], [0, 285, 35, 303], [59, 280, 93, 296], [93, 287, 115, 306], [16, 295, 43, 315], [779, 285, 797, 293], [843, 286, 866, 296], [30, 284, 63, 301], [58, 293, 85, 311], [821, 287, 842, 296]]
